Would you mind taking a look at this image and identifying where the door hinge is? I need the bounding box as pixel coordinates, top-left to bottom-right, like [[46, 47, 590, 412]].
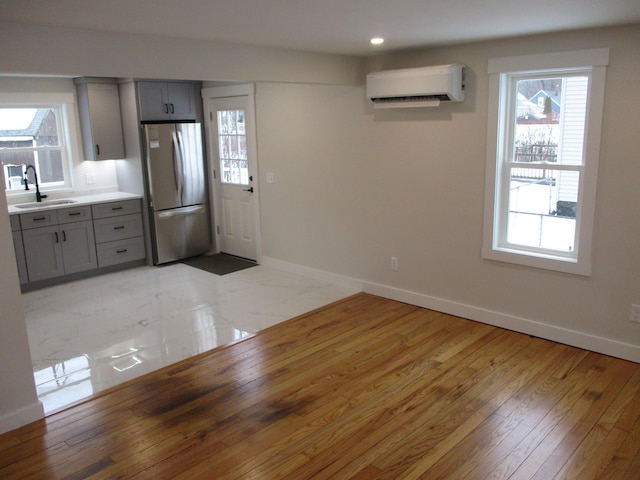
[[216, 225, 220, 234]]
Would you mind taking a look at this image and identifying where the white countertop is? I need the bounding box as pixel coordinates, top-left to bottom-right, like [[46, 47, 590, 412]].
[[8, 192, 143, 215]]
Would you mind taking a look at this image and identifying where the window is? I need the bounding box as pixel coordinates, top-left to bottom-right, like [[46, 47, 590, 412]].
[[217, 109, 248, 185], [0, 99, 73, 193], [482, 49, 609, 275]]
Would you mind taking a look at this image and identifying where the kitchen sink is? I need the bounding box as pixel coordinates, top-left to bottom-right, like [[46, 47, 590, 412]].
[[14, 199, 78, 209]]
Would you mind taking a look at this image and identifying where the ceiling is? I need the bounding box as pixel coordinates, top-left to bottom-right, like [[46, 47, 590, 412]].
[[1, 0, 639, 56]]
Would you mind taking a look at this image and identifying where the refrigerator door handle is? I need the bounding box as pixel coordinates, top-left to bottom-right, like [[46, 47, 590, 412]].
[[171, 131, 184, 201], [176, 130, 187, 205], [157, 205, 205, 218]]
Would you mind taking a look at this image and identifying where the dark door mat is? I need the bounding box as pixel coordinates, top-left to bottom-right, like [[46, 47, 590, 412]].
[[182, 253, 257, 276]]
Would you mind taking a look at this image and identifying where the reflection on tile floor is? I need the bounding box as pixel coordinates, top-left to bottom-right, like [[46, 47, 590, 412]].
[[23, 263, 359, 414]]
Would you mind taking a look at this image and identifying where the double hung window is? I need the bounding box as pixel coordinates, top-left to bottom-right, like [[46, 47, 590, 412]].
[[482, 49, 609, 276], [0, 97, 73, 193]]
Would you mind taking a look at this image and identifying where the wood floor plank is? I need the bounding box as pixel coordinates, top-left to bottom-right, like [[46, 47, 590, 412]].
[[1, 293, 640, 479]]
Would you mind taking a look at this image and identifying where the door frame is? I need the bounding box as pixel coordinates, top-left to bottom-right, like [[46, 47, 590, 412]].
[[201, 84, 262, 263]]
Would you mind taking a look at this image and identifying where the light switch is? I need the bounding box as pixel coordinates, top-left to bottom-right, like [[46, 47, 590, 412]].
[[266, 172, 274, 183]]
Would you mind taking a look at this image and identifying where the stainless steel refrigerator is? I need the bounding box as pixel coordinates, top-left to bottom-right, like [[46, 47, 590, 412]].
[[143, 122, 210, 264]]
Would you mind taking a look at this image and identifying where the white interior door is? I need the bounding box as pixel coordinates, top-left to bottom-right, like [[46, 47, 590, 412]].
[[205, 88, 260, 261]]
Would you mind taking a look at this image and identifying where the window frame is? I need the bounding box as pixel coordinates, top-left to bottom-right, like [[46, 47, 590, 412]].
[[482, 49, 609, 276], [0, 92, 76, 194]]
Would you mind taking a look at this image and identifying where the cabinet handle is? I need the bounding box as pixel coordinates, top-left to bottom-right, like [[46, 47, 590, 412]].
[[170, 103, 175, 114], [68, 212, 81, 216], [111, 206, 123, 211], [54, 232, 59, 243], [113, 226, 125, 230], [116, 249, 128, 254], [33, 217, 46, 222], [163, 103, 169, 114], [62, 231, 66, 242], [96, 144, 100, 155]]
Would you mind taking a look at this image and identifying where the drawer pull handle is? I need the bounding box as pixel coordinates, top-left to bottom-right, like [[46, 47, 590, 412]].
[[68, 212, 81, 216], [33, 216, 46, 221], [116, 249, 128, 254], [113, 226, 125, 230], [111, 206, 123, 211]]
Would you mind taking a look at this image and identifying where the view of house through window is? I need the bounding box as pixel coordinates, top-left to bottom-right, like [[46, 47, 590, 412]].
[[0, 107, 67, 191], [217, 109, 248, 185], [507, 75, 588, 252]]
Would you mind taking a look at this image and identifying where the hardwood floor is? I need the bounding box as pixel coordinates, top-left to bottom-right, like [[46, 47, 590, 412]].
[[2, 293, 640, 479]]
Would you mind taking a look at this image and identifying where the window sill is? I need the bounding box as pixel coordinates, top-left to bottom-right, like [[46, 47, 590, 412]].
[[482, 246, 591, 276]]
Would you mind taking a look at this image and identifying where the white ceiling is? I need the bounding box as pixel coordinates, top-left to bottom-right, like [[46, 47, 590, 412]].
[[1, 0, 640, 56]]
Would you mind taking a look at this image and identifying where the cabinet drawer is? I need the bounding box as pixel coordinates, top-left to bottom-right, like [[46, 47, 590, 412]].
[[96, 236, 145, 267], [58, 205, 93, 224], [92, 199, 141, 219], [94, 214, 143, 243], [20, 210, 58, 230], [10, 215, 20, 232]]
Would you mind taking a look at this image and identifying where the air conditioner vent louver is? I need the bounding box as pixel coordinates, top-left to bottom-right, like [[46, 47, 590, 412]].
[[366, 64, 465, 109]]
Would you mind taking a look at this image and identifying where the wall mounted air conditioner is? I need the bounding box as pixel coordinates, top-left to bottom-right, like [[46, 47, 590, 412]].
[[366, 64, 465, 108]]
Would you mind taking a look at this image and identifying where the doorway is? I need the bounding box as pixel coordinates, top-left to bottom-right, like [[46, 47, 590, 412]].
[[203, 85, 261, 262]]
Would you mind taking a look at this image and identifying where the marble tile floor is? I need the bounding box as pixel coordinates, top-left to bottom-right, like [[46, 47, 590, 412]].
[[23, 263, 359, 415]]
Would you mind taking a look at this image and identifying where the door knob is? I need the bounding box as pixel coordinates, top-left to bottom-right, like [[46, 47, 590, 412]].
[[243, 187, 254, 193]]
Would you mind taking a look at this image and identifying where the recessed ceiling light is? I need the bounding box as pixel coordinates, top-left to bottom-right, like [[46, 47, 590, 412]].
[[370, 37, 384, 46]]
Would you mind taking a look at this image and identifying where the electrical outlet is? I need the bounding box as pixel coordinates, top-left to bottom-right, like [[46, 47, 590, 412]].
[[631, 304, 640, 323], [85, 172, 97, 185], [391, 257, 399, 271]]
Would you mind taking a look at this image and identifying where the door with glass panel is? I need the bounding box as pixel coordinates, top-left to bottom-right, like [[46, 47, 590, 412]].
[[208, 95, 258, 261]]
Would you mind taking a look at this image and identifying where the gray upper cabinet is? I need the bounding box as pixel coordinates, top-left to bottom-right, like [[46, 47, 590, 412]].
[[137, 81, 200, 122], [75, 78, 126, 160]]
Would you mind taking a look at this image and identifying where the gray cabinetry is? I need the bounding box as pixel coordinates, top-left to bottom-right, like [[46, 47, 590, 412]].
[[10, 215, 28, 284], [92, 199, 145, 267], [75, 78, 126, 160], [20, 206, 97, 283], [137, 81, 199, 122]]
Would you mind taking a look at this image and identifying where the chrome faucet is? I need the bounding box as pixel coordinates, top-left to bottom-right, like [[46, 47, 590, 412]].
[[24, 165, 48, 202]]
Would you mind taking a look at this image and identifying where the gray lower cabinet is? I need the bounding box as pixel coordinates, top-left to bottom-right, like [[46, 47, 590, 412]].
[[20, 206, 97, 283], [92, 200, 145, 267]]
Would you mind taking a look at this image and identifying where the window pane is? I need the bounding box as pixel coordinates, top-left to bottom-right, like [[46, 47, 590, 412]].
[[1, 106, 67, 191], [507, 169, 578, 252], [217, 109, 248, 185]]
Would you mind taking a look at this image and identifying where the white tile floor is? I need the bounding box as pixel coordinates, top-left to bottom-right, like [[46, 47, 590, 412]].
[[23, 263, 359, 414]]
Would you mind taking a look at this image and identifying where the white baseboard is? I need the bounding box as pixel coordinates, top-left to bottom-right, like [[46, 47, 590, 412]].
[[261, 257, 640, 363], [0, 401, 44, 435]]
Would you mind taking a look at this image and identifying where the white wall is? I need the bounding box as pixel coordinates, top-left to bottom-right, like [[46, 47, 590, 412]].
[[0, 192, 44, 433], [255, 25, 640, 360]]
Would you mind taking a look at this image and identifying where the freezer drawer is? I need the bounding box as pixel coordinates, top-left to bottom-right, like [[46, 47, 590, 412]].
[[153, 204, 210, 264]]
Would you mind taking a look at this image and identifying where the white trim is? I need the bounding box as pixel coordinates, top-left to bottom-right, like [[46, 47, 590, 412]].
[[262, 256, 640, 363], [488, 48, 609, 74], [201, 84, 255, 99], [0, 401, 44, 435]]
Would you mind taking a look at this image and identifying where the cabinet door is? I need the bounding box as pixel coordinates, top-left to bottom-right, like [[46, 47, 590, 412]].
[[138, 82, 169, 121], [12, 231, 29, 284], [87, 83, 125, 160], [60, 221, 98, 274], [166, 82, 197, 120], [22, 225, 65, 282]]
